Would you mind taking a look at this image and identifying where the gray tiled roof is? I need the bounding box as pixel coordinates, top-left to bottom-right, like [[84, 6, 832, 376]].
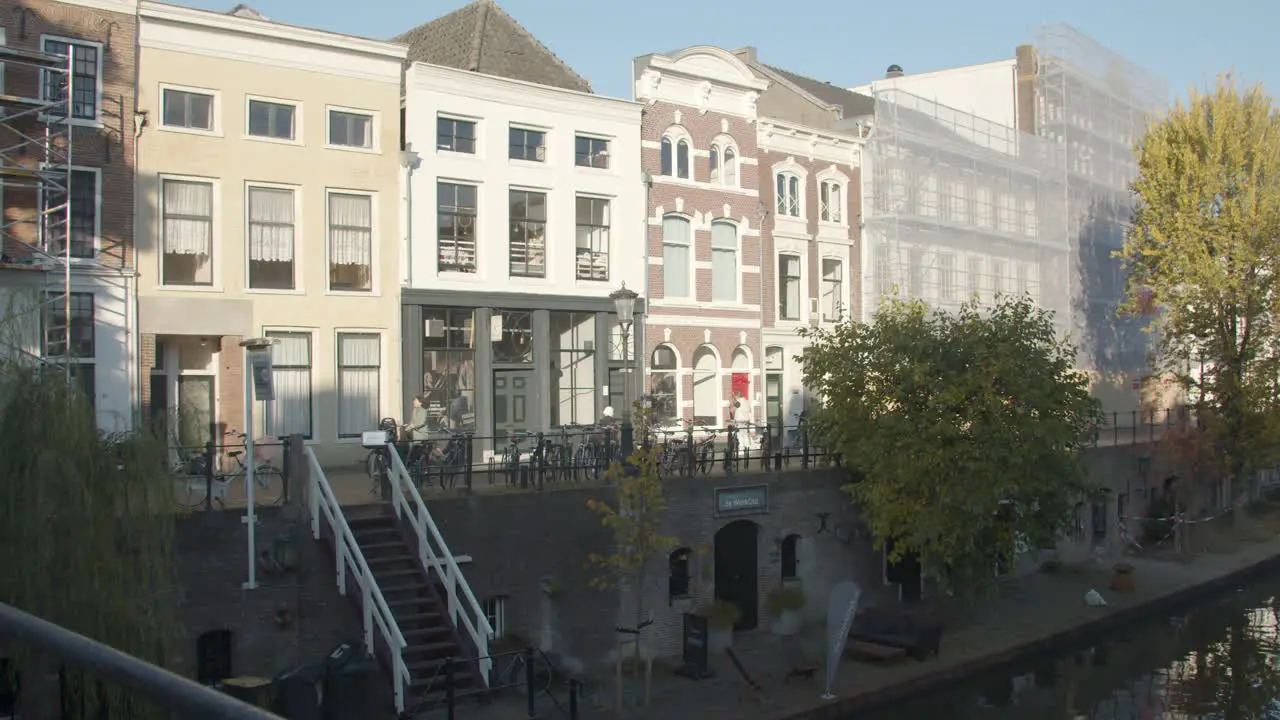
[[392, 0, 591, 93], [761, 63, 876, 119]]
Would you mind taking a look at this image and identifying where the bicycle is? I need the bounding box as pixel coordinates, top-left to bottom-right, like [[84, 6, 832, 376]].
[[419, 428, 467, 490], [173, 431, 284, 508], [364, 417, 400, 495], [722, 418, 740, 474], [501, 431, 534, 486]]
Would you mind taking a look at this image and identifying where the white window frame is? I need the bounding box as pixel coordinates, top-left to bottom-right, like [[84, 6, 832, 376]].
[[690, 343, 721, 427], [508, 123, 549, 164], [38, 164, 101, 262], [661, 214, 693, 300], [325, 104, 379, 154], [157, 174, 221, 291], [816, 164, 850, 226], [574, 193, 611, 282], [647, 343, 682, 424], [244, 94, 303, 145], [776, 173, 802, 217], [659, 126, 693, 180], [436, 114, 479, 155], [776, 251, 804, 322], [574, 132, 611, 170], [820, 256, 844, 322], [157, 83, 221, 136], [39, 35, 104, 127], [710, 135, 740, 188], [325, 188, 378, 295], [482, 596, 507, 639], [437, 180, 480, 275], [243, 181, 303, 295], [260, 327, 317, 442], [334, 329, 386, 442], [709, 218, 740, 304]]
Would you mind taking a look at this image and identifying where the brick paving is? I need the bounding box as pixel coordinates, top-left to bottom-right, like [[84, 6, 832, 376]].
[[427, 513, 1280, 720]]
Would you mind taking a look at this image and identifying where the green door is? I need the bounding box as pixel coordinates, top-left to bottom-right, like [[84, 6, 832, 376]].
[[493, 369, 535, 443]]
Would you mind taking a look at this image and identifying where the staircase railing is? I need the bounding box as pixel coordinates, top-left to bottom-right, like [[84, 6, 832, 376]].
[[385, 443, 494, 684], [305, 447, 410, 712]]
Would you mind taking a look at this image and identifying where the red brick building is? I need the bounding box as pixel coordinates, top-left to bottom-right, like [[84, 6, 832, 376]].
[[633, 47, 770, 430], [0, 0, 139, 430]]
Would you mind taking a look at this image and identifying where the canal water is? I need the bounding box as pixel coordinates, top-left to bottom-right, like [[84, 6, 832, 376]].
[[861, 573, 1280, 719]]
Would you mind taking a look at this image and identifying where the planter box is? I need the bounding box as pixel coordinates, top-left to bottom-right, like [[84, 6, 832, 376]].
[[772, 609, 801, 636]]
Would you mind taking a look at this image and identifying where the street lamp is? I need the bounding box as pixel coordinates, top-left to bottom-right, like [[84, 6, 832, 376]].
[[241, 336, 277, 591], [610, 282, 638, 418]]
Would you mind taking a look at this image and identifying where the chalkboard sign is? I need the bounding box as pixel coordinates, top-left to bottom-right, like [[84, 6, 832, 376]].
[[675, 613, 713, 680]]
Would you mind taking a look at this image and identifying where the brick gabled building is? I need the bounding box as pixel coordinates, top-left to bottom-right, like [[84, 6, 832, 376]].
[[633, 46, 770, 430], [0, 0, 139, 430]]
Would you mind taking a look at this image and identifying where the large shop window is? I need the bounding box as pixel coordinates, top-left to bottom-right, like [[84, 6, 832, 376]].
[[608, 314, 635, 418], [492, 310, 533, 364], [551, 312, 595, 426], [264, 331, 313, 439], [649, 345, 678, 426], [422, 308, 476, 432], [247, 186, 296, 290], [691, 346, 718, 426], [160, 179, 214, 286], [337, 333, 380, 438]]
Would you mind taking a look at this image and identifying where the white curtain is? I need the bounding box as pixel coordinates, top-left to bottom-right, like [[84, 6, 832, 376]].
[[338, 333, 380, 437], [329, 193, 372, 266], [662, 216, 690, 298], [248, 187, 295, 262], [692, 348, 718, 424], [781, 255, 801, 317], [266, 332, 312, 438], [162, 180, 213, 256], [711, 221, 737, 302]]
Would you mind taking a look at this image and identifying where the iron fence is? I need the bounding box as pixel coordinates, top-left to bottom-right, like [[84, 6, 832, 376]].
[[1089, 407, 1197, 448], [0, 601, 280, 719], [405, 645, 586, 720]]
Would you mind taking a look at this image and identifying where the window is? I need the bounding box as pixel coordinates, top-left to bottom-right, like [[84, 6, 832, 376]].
[[43, 169, 97, 259], [649, 345, 678, 426], [691, 346, 718, 426], [710, 221, 737, 302], [668, 548, 691, 601], [710, 145, 720, 183], [437, 117, 476, 154], [43, 291, 94, 359], [247, 186, 295, 290], [328, 109, 373, 149], [161, 88, 214, 131], [710, 143, 738, 186], [820, 181, 843, 222], [821, 259, 843, 321], [160, 179, 214, 286], [660, 135, 689, 179], [575, 196, 609, 281], [264, 331, 312, 439], [967, 257, 983, 299], [991, 260, 1006, 295], [42, 38, 99, 121], [508, 189, 546, 278], [482, 597, 507, 639], [780, 535, 800, 581], [938, 253, 956, 302], [908, 248, 924, 298], [247, 99, 296, 141], [778, 254, 801, 320], [328, 193, 373, 292], [776, 173, 800, 217], [551, 312, 595, 426], [509, 127, 546, 162], [437, 183, 477, 273], [661, 216, 690, 299], [422, 308, 475, 432], [575, 135, 609, 169], [337, 333, 380, 438]]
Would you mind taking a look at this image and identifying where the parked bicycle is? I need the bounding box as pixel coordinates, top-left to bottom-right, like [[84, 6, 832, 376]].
[[173, 431, 284, 509], [500, 431, 535, 486]]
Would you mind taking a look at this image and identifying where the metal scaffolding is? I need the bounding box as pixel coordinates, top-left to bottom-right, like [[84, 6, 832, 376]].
[[0, 42, 75, 375]]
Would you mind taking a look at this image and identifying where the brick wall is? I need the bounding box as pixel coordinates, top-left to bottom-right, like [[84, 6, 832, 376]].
[[218, 335, 244, 437], [0, 0, 137, 268]]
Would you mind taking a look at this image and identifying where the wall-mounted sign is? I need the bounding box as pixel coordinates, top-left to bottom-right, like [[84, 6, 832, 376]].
[[247, 348, 275, 402], [715, 485, 769, 517]]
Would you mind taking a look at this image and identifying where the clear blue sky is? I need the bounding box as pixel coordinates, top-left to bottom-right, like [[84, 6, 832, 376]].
[[180, 0, 1270, 105]]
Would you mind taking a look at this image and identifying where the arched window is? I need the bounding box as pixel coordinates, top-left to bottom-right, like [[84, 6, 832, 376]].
[[650, 345, 678, 425], [660, 137, 673, 176], [820, 180, 843, 222], [676, 139, 690, 179], [669, 547, 692, 601], [692, 345, 718, 426], [780, 534, 800, 581], [723, 147, 738, 186], [711, 140, 738, 186], [730, 347, 751, 421], [662, 215, 691, 299], [709, 144, 721, 183], [776, 173, 800, 217]]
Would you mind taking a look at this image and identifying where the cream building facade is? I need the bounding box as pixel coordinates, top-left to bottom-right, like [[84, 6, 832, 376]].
[[135, 2, 406, 462]]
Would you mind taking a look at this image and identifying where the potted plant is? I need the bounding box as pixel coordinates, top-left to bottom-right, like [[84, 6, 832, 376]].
[[767, 585, 805, 636], [698, 600, 741, 653]]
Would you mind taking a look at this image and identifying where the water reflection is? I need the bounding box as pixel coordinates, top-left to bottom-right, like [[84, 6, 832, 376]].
[[860, 580, 1280, 719]]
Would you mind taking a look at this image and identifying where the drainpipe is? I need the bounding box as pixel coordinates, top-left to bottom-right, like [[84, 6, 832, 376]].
[[130, 107, 148, 429], [641, 169, 653, 390], [399, 145, 420, 288], [756, 201, 769, 424]]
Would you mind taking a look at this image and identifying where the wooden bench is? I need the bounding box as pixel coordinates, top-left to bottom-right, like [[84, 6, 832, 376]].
[[845, 639, 908, 663]]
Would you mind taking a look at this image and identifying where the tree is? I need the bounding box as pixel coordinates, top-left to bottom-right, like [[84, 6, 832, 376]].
[[1119, 75, 1280, 498], [798, 294, 1101, 596], [585, 405, 676, 708], [0, 334, 178, 717]]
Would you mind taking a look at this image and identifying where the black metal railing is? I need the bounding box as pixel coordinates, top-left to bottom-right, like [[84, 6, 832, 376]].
[[405, 646, 589, 720], [0, 602, 280, 719], [1088, 407, 1198, 447], [170, 437, 292, 511]]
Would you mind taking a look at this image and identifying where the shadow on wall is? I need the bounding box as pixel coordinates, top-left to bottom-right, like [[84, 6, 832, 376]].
[[1074, 196, 1153, 408]]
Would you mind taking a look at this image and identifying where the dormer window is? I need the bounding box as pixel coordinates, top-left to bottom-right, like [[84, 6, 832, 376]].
[[776, 173, 800, 217]]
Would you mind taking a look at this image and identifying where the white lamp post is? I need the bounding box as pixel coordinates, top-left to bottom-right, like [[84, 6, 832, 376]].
[[610, 283, 638, 418], [241, 336, 276, 591]]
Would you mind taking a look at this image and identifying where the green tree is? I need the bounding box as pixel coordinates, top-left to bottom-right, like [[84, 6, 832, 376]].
[[1119, 75, 1280, 494], [586, 406, 677, 707], [798, 294, 1100, 596], [0, 315, 178, 718]]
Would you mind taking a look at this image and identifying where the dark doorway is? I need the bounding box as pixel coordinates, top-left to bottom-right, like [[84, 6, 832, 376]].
[[195, 629, 233, 686], [493, 369, 534, 443], [714, 519, 759, 631]]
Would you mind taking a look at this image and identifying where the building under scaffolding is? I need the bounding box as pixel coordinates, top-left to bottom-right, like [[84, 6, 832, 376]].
[[861, 24, 1166, 408], [0, 43, 78, 377]]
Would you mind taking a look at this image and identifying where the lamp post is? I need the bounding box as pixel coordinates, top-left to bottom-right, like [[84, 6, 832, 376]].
[[241, 337, 277, 591], [610, 283, 638, 420]]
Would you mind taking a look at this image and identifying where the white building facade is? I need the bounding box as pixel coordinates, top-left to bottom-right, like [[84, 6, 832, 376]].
[[401, 62, 644, 452]]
